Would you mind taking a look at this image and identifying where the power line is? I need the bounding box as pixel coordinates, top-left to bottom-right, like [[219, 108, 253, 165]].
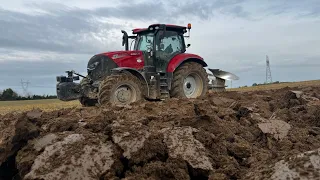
[[266, 55, 272, 84]]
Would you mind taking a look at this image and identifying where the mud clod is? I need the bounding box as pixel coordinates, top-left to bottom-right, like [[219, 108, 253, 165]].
[[258, 119, 291, 140], [0, 113, 40, 166], [161, 127, 213, 171], [1, 86, 320, 179], [20, 132, 119, 180]]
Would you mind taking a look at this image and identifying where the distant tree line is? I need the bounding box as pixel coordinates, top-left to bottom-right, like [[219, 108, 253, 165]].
[[235, 81, 282, 88], [0, 88, 57, 101], [252, 81, 280, 86]]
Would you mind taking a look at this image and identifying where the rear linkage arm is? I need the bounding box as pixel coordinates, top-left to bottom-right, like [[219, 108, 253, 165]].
[[66, 70, 86, 79], [58, 70, 92, 83]]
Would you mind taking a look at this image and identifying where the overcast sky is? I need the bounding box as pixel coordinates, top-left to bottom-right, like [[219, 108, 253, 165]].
[[0, 0, 319, 96]]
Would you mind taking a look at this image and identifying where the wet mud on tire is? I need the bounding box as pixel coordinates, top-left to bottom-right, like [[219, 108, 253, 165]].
[[98, 73, 143, 106]]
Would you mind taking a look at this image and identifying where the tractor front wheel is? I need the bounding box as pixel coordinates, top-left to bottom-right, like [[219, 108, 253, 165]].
[[80, 97, 97, 107], [170, 62, 208, 98], [98, 73, 143, 106], [78, 77, 98, 107]]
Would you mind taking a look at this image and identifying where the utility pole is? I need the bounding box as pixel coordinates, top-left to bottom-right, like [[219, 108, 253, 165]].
[[266, 55, 272, 84]]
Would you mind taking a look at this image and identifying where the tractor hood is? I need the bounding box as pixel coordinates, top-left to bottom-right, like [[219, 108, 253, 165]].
[[100, 51, 139, 60], [99, 51, 145, 66], [87, 51, 145, 81], [98, 50, 145, 70]]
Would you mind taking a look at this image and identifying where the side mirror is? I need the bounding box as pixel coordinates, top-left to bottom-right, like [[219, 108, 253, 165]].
[[121, 30, 129, 50], [186, 44, 191, 48], [121, 30, 125, 46]]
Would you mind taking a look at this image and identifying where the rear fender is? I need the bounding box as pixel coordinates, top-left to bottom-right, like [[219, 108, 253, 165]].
[[166, 54, 207, 90], [111, 67, 149, 96], [167, 53, 208, 73]]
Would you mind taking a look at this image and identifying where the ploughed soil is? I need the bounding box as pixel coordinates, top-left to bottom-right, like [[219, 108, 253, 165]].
[[1, 85, 320, 180]]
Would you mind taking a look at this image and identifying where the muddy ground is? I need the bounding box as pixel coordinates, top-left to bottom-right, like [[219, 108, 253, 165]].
[[1, 85, 320, 180]]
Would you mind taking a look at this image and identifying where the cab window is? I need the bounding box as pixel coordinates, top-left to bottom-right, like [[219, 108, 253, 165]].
[[135, 33, 154, 51], [158, 31, 183, 54]]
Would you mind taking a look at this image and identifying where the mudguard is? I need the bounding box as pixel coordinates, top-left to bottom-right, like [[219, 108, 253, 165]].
[[167, 53, 207, 72]]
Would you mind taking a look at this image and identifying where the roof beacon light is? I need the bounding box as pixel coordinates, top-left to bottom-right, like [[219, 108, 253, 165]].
[[187, 23, 191, 29], [184, 23, 191, 38]]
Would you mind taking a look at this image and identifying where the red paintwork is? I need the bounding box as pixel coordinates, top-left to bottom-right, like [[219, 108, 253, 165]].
[[132, 28, 147, 34], [98, 51, 145, 70], [166, 53, 205, 72], [97, 51, 205, 73]]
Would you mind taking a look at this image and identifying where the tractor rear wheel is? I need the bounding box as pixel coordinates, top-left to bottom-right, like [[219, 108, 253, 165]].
[[170, 62, 208, 98], [98, 73, 143, 106]]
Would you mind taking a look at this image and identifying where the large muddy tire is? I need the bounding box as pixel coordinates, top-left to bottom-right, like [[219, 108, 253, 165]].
[[170, 62, 208, 98], [98, 73, 143, 106]]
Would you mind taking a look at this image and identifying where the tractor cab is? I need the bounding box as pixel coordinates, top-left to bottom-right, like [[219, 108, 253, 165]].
[[122, 24, 191, 73]]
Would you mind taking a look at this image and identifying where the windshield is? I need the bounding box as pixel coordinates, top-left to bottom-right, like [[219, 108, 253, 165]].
[[135, 33, 154, 51]]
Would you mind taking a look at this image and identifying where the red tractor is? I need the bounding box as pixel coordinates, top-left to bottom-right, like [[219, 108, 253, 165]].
[[56, 23, 222, 106]]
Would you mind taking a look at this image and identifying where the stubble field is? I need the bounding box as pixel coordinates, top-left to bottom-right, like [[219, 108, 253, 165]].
[[0, 98, 81, 115], [228, 79, 320, 92]]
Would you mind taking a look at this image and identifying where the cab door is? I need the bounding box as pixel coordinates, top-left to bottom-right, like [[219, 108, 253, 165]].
[[154, 30, 184, 73]]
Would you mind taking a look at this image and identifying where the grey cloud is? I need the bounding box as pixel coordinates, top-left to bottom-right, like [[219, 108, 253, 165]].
[[1, 0, 319, 55], [161, 0, 248, 20], [226, 5, 250, 18], [33, 0, 248, 21], [0, 6, 122, 54], [94, 1, 167, 21], [0, 0, 251, 54], [261, 0, 320, 18], [93, 0, 248, 20]]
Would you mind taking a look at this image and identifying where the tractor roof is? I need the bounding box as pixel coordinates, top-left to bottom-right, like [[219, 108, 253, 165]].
[[132, 24, 187, 34]]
